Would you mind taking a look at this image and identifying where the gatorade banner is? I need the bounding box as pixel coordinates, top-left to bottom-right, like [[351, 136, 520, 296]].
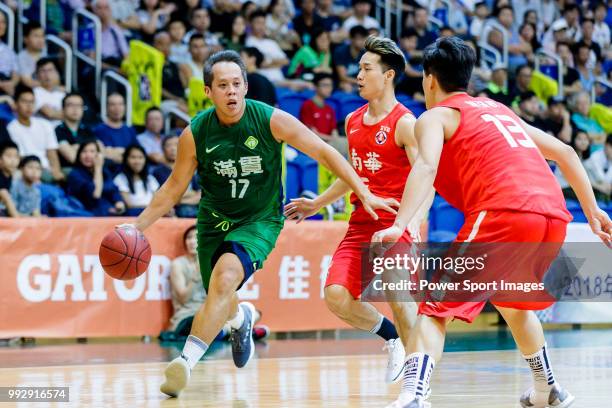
[[123, 40, 164, 126], [0, 218, 359, 337]]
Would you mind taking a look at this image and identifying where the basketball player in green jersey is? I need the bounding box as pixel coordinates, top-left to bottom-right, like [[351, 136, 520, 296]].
[[128, 50, 398, 397]]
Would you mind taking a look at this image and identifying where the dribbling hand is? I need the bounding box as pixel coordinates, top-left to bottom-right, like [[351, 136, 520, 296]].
[[361, 193, 399, 221], [283, 198, 320, 223]]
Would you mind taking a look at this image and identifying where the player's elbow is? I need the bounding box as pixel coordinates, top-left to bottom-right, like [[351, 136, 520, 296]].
[[552, 143, 577, 166], [415, 161, 438, 180]]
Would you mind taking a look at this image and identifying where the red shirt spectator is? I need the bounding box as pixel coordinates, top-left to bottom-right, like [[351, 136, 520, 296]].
[[300, 99, 337, 135]]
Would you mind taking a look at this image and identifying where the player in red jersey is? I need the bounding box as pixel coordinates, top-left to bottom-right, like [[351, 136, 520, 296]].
[[285, 36, 433, 384], [373, 37, 612, 408]]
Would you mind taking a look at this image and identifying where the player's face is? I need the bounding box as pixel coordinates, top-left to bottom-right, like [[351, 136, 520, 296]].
[[357, 52, 392, 100], [206, 62, 248, 120]]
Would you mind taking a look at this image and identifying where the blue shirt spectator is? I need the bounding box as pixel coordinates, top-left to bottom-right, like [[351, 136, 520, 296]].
[[94, 93, 138, 165]]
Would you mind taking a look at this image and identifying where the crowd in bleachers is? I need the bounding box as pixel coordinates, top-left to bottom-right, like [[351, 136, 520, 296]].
[[0, 0, 610, 220]]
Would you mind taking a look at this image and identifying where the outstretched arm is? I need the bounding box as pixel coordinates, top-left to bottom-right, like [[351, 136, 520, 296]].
[[134, 127, 198, 231], [522, 120, 612, 244], [271, 109, 396, 220]]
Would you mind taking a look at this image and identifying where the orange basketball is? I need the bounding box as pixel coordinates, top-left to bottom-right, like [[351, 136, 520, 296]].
[[99, 226, 151, 280]]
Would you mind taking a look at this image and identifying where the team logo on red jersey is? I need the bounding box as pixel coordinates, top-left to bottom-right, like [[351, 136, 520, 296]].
[[375, 130, 387, 145]]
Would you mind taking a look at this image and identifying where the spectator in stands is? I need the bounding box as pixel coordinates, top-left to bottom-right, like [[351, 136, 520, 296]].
[[333, 25, 367, 93], [317, 0, 343, 42], [33, 58, 65, 123], [137, 107, 165, 165], [240, 1, 258, 21], [469, 2, 490, 41], [267, 0, 301, 55], [397, 28, 424, 100], [342, 0, 380, 34], [522, 9, 544, 39], [93, 0, 129, 68], [543, 19, 570, 54], [94, 93, 139, 164], [288, 28, 333, 80], [585, 134, 612, 202], [439, 26, 455, 38], [153, 135, 200, 217], [7, 85, 63, 182], [0, 12, 19, 97], [168, 16, 190, 65], [518, 22, 540, 63], [222, 14, 248, 52], [412, 7, 437, 56], [0, 141, 20, 217], [137, 0, 176, 41], [542, 96, 572, 143], [246, 11, 290, 84], [293, 0, 325, 45], [484, 64, 511, 105], [510, 64, 533, 105], [55, 93, 95, 168], [209, 0, 241, 36], [556, 41, 582, 95], [300, 73, 347, 155], [107, 0, 140, 32], [17, 22, 45, 88], [241, 47, 278, 106], [517, 91, 546, 129], [540, 0, 560, 29], [489, 6, 530, 71], [573, 41, 597, 92], [180, 34, 209, 84], [579, 18, 603, 66], [568, 91, 607, 148], [10, 155, 42, 217], [66, 139, 126, 216], [593, 2, 611, 53], [113, 144, 159, 216], [550, 4, 581, 44], [184, 8, 220, 48], [555, 130, 591, 199], [153, 32, 188, 114]]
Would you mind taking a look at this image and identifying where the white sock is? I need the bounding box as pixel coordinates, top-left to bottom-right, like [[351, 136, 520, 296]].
[[401, 352, 436, 398], [181, 335, 208, 370], [227, 304, 245, 329], [369, 313, 384, 334], [523, 343, 555, 393]]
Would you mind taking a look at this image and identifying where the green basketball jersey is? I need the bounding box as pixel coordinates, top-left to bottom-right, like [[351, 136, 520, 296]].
[[191, 99, 284, 223]]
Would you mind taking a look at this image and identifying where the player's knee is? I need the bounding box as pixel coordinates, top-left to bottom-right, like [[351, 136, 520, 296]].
[[324, 285, 352, 316], [210, 268, 242, 295]]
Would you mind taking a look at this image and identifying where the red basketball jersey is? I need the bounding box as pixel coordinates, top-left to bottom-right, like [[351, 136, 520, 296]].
[[346, 102, 414, 223], [434, 93, 572, 222]]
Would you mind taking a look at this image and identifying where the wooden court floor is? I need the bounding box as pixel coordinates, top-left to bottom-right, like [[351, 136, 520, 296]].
[[0, 341, 611, 407]]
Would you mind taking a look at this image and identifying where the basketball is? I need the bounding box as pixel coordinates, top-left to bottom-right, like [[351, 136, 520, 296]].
[[99, 226, 152, 280]]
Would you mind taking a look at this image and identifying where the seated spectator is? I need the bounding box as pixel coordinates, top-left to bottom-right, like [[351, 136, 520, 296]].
[[584, 134, 612, 202], [574, 41, 597, 93], [509, 64, 533, 107], [342, 0, 380, 34], [517, 91, 546, 130], [113, 145, 159, 216], [184, 8, 220, 48], [107, 0, 140, 32], [55, 93, 95, 168], [153, 135, 200, 217], [180, 34, 209, 84], [222, 14, 247, 53], [555, 41, 582, 95], [92, 0, 129, 68], [94, 93, 139, 164], [316, 0, 343, 43], [397, 28, 425, 99], [153, 32, 188, 114], [241, 47, 278, 106], [288, 29, 333, 80], [483, 64, 511, 105], [542, 19, 570, 54], [568, 91, 607, 149], [555, 130, 591, 199], [168, 16, 190, 65], [522, 9, 544, 39], [334, 25, 367, 93], [0, 141, 19, 217], [137, 0, 175, 41], [33, 58, 66, 124], [542, 97, 572, 143], [209, 0, 241, 36], [7, 85, 63, 182], [447, 0, 469, 35], [469, 2, 490, 41], [266, 0, 300, 55], [593, 2, 610, 53], [161, 225, 269, 342], [292, 0, 324, 46], [66, 139, 126, 216], [300, 73, 347, 155], [412, 7, 437, 58], [246, 11, 289, 84], [579, 18, 602, 67], [17, 22, 45, 88], [488, 6, 529, 72], [518, 22, 540, 64], [0, 12, 19, 97], [10, 155, 42, 217], [137, 107, 166, 164]]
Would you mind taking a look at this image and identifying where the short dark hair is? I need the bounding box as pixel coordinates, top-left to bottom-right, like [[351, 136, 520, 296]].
[[515, 63, 532, 76], [400, 27, 418, 39], [423, 36, 475, 93], [349, 25, 369, 39], [188, 33, 205, 45], [14, 83, 34, 101], [0, 140, 18, 157], [162, 134, 178, 148], [364, 35, 406, 85], [62, 92, 83, 108], [313, 72, 333, 86], [606, 134, 612, 146], [563, 4, 579, 14], [203, 50, 248, 87], [241, 46, 264, 68], [547, 96, 565, 107], [519, 90, 537, 104], [19, 155, 41, 168], [495, 5, 514, 17], [35, 57, 57, 73], [182, 224, 197, 248], [145, 106, 163, 119], [249, 10, 267, 22], [23, 21, 43, 38], [352, 0, 371, 6]]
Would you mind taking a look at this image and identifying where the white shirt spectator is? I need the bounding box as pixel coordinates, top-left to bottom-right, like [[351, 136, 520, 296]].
[[7, 117, 58, 169], [245, 36, 287, 83], [341, 15, 380, 32], [0, 42, 18, 79], [585, 149, 612, 187], [17, 50, 41, 80], [184, 30, 220, 46], [593, 21, 611, 51], [137, 130, 163, 157], [34, 86, 65, 125], [169, 43, 190, 65], [113, 173, 160, 208]]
